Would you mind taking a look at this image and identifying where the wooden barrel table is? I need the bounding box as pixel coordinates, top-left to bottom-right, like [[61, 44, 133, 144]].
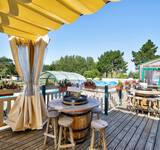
[[49, 98, 100, 143], [130, 89, 160, 97], [67, 111, 91, 143]]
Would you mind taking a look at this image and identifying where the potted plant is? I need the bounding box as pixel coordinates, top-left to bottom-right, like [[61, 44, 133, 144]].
[[58, 79, 72, 92], [84, 80, 96, 89], [0, 80, 22, 96], [116, 80, 123, 91]]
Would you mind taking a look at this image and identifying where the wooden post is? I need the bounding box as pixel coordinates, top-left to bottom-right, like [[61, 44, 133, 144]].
[[104, 85, 109, 115], [0, 101, 3, 127]]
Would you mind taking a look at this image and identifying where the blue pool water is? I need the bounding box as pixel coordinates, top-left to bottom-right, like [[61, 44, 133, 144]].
[[45, 89, 59, 93], [93, 80, 117, 87]]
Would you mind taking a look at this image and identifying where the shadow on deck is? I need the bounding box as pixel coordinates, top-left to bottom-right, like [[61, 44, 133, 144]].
[[0, 109, 160, 150]]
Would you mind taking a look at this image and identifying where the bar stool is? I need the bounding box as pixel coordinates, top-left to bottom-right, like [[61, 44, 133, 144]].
[[57, 116, 75, 150], [139, 97, 149, 114], [44, 110, 60, 149], [147, 98, 158, 116], [91, 107, 101, 119], [126, 94, 134, 111], [89, 119, 108, 150], [134, 96, 143, 114], [157, 98, 160, 118]]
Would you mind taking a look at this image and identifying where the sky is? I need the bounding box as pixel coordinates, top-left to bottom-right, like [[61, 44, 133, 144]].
[[0, 0, 160, 72]]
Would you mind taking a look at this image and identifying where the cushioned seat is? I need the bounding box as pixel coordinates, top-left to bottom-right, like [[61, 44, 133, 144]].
[[58, 116, 73, 127], [47, 110, 60, 118], [91, 119, 108, 129]]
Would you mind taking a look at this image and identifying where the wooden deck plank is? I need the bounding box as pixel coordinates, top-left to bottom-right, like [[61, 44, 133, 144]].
[[75, 110, 126, 150], [106, 113, 134, 145], [0, 130, 43, 149], [0, 109, 159, 150], [108, 114, 138, 150], [134, 118, 153, 150], [154, 120, 160, 150], [80, 112, 132, 150], [125, 117, 149, 150], [115, 115, 144, 150], [145, 119, 159, 150]]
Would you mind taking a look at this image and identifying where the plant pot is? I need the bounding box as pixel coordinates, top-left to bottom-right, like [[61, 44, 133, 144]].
[[116, 86, 123, 91], [0, 89, 20, 96], [59, 87, 67, 93]]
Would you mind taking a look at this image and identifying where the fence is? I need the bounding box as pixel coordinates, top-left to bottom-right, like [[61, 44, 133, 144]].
[[0, 86, 125, 127]]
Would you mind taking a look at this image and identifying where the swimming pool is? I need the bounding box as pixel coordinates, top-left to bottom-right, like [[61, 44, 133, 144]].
[[93, 80, 117, 87]]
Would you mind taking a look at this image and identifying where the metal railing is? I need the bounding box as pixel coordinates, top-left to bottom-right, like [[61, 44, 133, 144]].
[[0, 87, 123, 127]]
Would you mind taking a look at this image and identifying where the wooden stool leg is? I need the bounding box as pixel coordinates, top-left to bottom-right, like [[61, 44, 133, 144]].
[[63, 127, 67, 143], [101, 129, 107, 150], [69, 127, 75, 150], [98, 130, 101, 148], [90, 128, 95, 149], [44, 118, 50, 145], [53, 119, 57, 149], [58, 126, 63, 150]]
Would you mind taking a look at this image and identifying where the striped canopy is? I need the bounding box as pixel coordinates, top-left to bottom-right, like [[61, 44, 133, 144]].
[[0, 0, 113, 40]]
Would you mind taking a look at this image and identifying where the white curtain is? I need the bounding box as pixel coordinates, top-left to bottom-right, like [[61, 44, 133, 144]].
[[7, 36, 49, 131]]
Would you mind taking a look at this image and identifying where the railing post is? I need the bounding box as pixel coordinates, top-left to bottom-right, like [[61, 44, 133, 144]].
[[118, 89, 122, 105], [104, 85, 109, 115], [41, 85, 46, 102]]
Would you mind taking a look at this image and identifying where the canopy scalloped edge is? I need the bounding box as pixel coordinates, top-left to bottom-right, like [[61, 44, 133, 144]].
[[0, 0, 118, 41]]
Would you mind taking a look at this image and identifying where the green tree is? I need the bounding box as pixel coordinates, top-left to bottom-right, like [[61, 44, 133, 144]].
[[0, 57, 17, 77], [128, 71, 139, 79], [43, 64, 55, 71], [86, 57, 96, 70], [83, 69, 100, 79], [53, 55, 96, 75], [97, 50, 127, 77], [132, 39, 159, 68]]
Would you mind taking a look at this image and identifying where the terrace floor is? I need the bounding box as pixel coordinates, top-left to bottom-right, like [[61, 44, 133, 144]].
[[0, 109, 160, 150]]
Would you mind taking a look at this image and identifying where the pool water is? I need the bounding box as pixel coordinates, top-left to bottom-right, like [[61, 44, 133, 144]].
[[45, 89, 59, 93], [93, 80, 117, 87]]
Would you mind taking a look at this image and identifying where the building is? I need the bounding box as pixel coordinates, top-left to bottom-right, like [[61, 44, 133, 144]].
[[139, 58, 160, 86]]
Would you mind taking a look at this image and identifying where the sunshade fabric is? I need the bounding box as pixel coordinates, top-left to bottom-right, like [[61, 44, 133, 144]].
[[0, 0, 109, 40], [6, 36, 49, 131]]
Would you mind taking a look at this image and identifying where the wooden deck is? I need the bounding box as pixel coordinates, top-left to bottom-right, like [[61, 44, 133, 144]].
[[0, 109, 160, 150]]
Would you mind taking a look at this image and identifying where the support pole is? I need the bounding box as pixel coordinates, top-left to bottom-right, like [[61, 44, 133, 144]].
[[118, 89, 122, 106], [104, 85, 109, 115], [41, 85, 46, 102]]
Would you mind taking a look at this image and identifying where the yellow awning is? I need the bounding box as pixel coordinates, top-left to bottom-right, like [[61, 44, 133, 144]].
[[0, 0, 112, 40]]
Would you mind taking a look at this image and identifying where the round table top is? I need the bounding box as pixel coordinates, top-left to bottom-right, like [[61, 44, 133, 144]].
[[48, 98, 100, 113]]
